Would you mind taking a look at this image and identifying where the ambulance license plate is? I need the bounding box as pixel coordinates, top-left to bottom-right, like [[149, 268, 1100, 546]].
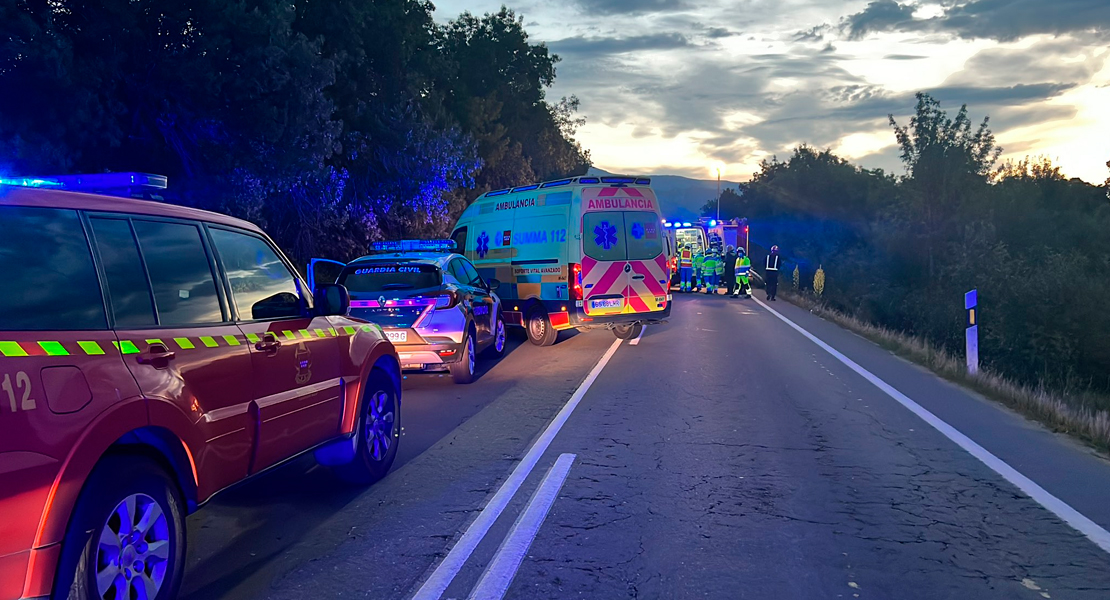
[[386, 331, 408, 343], [590, 298, 623, 310]]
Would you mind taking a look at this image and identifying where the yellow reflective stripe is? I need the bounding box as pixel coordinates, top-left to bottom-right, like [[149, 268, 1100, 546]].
[[246, 333, 261, 344], [113, 340, 140, 355], [174, 338, 195, 350], [299, 329, 313, 339], [39, 341, 70, 356], [343, 326, 356, 335], [223, 335, 241, 346], [199, 336, 218, 348], [282, 330, 297, 340], [0, 342, 28, 357], [78, 341, 106, 355], [315, 329, 328, 338], [328, 327, 338, 337]]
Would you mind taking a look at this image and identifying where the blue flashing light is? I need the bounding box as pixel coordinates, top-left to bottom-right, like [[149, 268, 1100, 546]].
[[578, 177, 600, 184], [512, 184, 539, 192], [663, 221, 672, 227], [635, 178, 651, 185], [709, 220, 718, 227], [486, 189, 510, 197], [0, 172, 167, 194], [601, 177, 636, 184], [370, 239, 457, 253], [682, 222, 693, 227], [541, 179, 573, 188]]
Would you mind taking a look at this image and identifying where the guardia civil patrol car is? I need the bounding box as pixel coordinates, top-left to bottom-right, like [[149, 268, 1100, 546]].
[[451, 176, 671, 346], [311, 241, 505, 384]]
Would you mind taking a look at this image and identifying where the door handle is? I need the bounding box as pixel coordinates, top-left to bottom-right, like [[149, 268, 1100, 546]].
[[137, 343, 176, 367], [256, 336, 282, 354], [631, 274, 646, 280]]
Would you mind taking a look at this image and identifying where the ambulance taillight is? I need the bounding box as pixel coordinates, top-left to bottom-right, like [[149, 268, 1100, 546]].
[[570, 263, 583, 300]]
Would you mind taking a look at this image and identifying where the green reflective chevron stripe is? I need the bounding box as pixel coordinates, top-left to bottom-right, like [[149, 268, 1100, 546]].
[[282, 330, 297, 340], [113, 340, 140, 355], [199, 336, 218, 348], [315, 328, 328, 338], [0, 342, 29, 357], [328, 327, 338, 337], [174, 338, 195, 350], [38, 341, 69, 356], [246, 333, 261, 344], [223, 335, 241, 346], [343, 326, 356, 335], [361, 325, 374, 332], [145, 339, 165, 346], [300, 329, 313, 339], [78, 341, 105, 355]]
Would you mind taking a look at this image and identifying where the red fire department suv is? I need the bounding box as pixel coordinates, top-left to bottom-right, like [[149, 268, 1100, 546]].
[[0, 174, 401, 600]]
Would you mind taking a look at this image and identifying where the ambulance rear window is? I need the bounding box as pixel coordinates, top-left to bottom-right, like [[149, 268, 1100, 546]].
[[339, 263, 441, 293]]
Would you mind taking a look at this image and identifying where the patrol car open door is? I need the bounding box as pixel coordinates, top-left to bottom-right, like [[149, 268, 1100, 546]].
[[307, 258, 347, 293]]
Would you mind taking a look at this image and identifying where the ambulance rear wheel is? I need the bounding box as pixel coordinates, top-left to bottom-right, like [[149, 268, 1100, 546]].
[[526, 307, 558, 347], [613, 323, 643, 340]]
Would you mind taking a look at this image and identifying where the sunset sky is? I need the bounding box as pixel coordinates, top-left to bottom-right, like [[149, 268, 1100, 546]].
[[434, 0, 1110, 183]]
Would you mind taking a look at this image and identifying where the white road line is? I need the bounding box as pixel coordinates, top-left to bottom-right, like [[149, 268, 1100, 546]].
[[410, 339, 623, 600], [467, 453, 577, 600], [753, 297, 1110, 554], [629, 325, 647, 345]]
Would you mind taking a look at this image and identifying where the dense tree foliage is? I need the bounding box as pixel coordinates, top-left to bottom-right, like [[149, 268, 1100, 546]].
[[711, 93, 1110, 397], [0, 1, 588, 262]]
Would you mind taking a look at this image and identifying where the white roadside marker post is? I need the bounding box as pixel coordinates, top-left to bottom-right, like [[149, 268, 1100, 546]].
[[965, 289, 979, 375]]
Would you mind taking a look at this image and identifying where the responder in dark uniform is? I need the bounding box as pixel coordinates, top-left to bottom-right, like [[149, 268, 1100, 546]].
[[764, 245, 781, 301], [723, 245, 738, 296]]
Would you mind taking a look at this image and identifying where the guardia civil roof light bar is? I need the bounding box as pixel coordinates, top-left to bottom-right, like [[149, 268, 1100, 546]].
[[369, 239, 457, 254], [0, 172, 168, 198], [483, 174, 651, 197]]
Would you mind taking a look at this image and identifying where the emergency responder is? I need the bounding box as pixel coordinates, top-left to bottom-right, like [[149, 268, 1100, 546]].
[[723, 245, 738, 295], [714, 246, 725, 293], [693, 246, 705, 292], [732, 247, 751, 298], [764, 245, 781, 301], [678, 242, 694, 292], [703, 246, 719, 294]]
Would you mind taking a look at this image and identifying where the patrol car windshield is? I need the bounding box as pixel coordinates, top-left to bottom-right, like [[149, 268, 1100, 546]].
[[338, 263, 441, 294]]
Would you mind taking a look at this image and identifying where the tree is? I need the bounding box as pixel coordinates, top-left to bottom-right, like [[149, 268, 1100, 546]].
[[889, 92, 1002, 277]]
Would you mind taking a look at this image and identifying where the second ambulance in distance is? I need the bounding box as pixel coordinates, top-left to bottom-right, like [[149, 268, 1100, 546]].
[[451, 175, 671, 345]]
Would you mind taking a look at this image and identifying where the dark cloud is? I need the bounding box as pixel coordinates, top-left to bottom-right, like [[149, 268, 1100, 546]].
[[841, 0, 918, 40], [549, 33, 693, 55], [795, 24, 831, 42], [838, 0, 1110, 42], [572, 0, 690, 16], [704, 27, 735, 39]]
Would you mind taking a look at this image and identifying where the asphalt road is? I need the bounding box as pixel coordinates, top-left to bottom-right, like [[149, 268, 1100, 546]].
[[181, 293, 1110, 600]]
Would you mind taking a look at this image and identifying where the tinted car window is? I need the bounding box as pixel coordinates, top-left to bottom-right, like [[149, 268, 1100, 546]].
[[210, 228, 302, 320], [460, 260, 484, 288], [90, 217, 157, 327], [133, 220, 223, 326], [339, 263, 441, 294], [0, 207, 107, 331], [582, 211, 627, 261], [447, 259, 468, 285], [624, 213, 663, 260]]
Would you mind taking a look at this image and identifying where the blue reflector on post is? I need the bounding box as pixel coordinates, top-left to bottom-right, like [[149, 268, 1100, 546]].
[[371, 240, 457, 253], [965, 289, 977, 310]]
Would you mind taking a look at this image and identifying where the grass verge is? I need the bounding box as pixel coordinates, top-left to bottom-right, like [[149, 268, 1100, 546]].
[[780, 290, 1110, 454]]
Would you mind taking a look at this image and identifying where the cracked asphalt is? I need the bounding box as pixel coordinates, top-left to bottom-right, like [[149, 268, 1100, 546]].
[[180, 294, 1110, 599]]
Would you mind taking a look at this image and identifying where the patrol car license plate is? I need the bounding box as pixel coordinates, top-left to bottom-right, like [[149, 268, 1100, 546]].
[[590, 298, 622, 310], [386, 331, 407, 343]]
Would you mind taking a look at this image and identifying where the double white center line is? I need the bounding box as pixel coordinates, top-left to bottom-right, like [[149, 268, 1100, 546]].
[[411, 338, 624, 600]]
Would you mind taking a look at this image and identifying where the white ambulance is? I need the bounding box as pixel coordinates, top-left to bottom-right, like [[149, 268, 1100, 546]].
[[451, 175, 672, 345]]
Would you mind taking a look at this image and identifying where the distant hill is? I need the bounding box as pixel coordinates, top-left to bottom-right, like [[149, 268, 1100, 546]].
[[587, 167, 740, 221]]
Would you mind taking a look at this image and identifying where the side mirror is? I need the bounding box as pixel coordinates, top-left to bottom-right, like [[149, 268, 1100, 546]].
[[487, 278, 501, 291], [315, 283, 350, 316]]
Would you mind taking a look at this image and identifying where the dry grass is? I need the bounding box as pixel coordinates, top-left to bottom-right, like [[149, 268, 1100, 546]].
[[782, 291, 1110, 453]]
